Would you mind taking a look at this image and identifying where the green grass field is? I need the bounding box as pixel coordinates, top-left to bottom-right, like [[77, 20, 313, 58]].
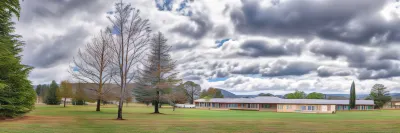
[[1, 104, 400, 133]]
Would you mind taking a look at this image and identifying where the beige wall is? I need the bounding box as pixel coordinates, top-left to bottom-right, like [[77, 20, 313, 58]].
[[277, 104, 336, 113]]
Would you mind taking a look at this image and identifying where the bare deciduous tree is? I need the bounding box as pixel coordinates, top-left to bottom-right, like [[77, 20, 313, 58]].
[[108, 1, 151, 119], [181, 81, 201, 104], [70, 30, 113, 112], [163, 89, 187, 111]]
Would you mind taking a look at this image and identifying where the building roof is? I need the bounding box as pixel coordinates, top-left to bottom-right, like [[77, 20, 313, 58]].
[[194, 96, 374, 105]]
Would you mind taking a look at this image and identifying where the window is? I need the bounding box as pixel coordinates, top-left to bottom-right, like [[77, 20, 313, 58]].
[[302, 106, 306, 110], [287, 105, 292, 109], [308, 106, 312, 110]]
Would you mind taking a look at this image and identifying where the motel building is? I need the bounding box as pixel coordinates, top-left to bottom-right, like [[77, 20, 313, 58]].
[[194, 97, 374, 113]]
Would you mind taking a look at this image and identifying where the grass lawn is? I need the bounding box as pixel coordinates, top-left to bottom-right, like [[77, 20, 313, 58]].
[[1, 104, 400, 133]]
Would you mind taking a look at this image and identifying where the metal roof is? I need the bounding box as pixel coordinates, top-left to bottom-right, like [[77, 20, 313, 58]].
[[194, 96, 374, 105]]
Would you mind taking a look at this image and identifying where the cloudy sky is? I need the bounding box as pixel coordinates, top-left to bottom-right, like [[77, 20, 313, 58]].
[[14, 0, 400, 95]]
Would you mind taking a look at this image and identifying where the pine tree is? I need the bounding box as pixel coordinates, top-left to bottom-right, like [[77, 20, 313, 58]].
[[44, 80, 61, 105], [136, 32, 181, 114], [0, 0, 36, 118], [349, 81, 356, 109]]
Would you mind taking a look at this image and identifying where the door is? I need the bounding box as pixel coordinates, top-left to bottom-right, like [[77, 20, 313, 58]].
[[321, 105, 327, 112]]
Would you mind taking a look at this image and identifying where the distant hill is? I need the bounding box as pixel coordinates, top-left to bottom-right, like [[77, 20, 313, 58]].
[[212, 89, 400, 100], [218, 89, 239, 98]]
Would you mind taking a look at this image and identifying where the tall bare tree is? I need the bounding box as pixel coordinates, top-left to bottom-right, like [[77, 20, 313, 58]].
[[136, 32, 180, 114], [70, 30, 113, 111], [181, 81, 201, 104], [108, 1, 151, 119]]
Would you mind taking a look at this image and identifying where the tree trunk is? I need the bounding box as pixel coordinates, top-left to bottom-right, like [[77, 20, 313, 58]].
[[154, 91, 160, 113], [117, 85, 124, 120], [117, 100, 123, 119], [64, 97, 66, 107], [96, 99, 101, 111], [173, 105, 175, 111], [190, 99, 193, 104]]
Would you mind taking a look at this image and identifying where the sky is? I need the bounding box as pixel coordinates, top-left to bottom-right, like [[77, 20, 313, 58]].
[[14, 0, 400, 95]]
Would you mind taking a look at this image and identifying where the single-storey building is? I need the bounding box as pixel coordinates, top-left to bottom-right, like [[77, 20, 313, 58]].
[[194, 97, 374, 113], [383, 99, 400, 109]]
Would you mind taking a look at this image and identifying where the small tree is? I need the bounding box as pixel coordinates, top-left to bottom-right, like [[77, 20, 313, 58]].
[[366, 84, 392, 109], [285, 90, 306, 99], [163, 89, 188, 111], [35, 85, 42, 102], [349, 81, 356, 109], [44, 80, 61, 105], [73, 81, 87, 105], [306, 92, 324, 99], [199, 88, 224, 98], [181, 81, 201, 104], [58, 80, 73, 107]]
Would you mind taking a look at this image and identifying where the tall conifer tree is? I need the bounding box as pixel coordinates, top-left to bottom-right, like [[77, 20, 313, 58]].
[[349, 81, 356, 109], [0, 0, 36, 118]]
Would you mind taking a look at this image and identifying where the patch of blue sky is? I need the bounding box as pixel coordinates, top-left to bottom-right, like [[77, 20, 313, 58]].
[[208, 77, 228, 82], [155, 0, 174, 11], [215, 38, 230, 48], [73, 66, 79, 72], [111, 25, 120, 35]]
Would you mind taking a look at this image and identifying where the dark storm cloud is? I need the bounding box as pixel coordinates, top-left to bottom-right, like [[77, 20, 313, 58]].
[[378, 49, 400, 60], [317, 66, 352, 77], [261, 60, 318, 77], [170, 12, 213, 39], [21, 0, 109, 22], [309, 42, 400, 79], [231, 63, 260, 74], [170, 41, 199, 51], [25, 27, 89, 68], [231, 0, 400, 45], [310, 42, 368, 65], [237, 39, 302, 57], [358, 66, 400, 80], [213, 25, 229, 39]]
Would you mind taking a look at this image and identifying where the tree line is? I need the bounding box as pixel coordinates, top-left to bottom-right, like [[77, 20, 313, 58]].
[[36, 80, 87, 107], [261, 81, 392, 109]]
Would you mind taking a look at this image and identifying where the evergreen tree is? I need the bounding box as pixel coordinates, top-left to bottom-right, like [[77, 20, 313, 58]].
[[136, 32, 181, 114], [349, 81, 356, 109], [44, 81, 61, 105], [35, 85, 42, 97], [0, 0, 36, 118], [366, 84, 392, 109]]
